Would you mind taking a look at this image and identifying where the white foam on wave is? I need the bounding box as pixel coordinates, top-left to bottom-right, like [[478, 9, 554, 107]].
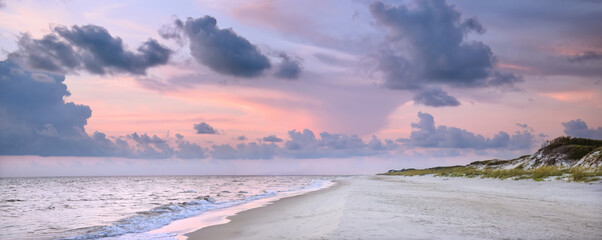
[[136, 179, 335, 240], [65, 179, 335, 240], [62, 192, 276, 240]]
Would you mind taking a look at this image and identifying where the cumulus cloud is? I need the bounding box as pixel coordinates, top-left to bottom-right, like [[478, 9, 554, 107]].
[[207, 129, 398, 160], [168, 16, 271, 77], [0, 60, 208, 158], [194, 122, 218, 134], [369, 0, 521, 106], [9, 25, 171, 75], [211, 142, 279, 159], [562, 119, 602, 140], [262, 135, 283, 142], [273, 52, 302, 79], [0, 60, 93, 155], [398, 112, 535, 150], [283, 129, 398, 159], [413, 87, 460, 107], [128, 132, 174, 158], [175, 135, 209, 159], [160, 16, 303, 79]]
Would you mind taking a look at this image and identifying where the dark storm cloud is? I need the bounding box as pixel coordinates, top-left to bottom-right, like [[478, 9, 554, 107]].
[[0, 60, 209, 158], [398, 112, 535, 150], [369, 0, 521, 105], [413, 87, 460, 107], [173, 16, 271, 78], [194, 122, 218, 134], [0, 60, 93, 155], [9, 25, 171, 75], [11, 33, 79, 73], [262, 135, 283, 142], [274, 52, 302, 79], [562, 119, 602, 140]]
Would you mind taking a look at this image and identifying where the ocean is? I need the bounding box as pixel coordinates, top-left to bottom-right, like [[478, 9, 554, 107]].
[[0, 175, 336, 239]]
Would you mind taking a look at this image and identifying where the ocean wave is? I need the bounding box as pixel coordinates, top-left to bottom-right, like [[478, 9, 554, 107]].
[[62, 192, 276, 240], [61, 178, 334, 240]]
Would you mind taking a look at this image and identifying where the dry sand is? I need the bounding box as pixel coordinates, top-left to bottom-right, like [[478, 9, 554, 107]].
[[186, 175, 602, 240]]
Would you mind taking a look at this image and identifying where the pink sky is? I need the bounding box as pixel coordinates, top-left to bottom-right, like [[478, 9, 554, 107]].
[[0, 0, 601, 176]]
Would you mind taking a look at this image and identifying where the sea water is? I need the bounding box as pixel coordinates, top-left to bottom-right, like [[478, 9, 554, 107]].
[[0, 175, 336, 239]]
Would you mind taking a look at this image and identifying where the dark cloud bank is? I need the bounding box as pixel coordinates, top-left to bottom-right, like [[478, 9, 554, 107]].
[[370, 0, 521, 107], [1, 60, 591, 159], [9, 25, 172, 75], [398, 112, 535, 150], [0, 60, 206, 158], [160, 16, 302, 79], [0, 58, 594, 160]]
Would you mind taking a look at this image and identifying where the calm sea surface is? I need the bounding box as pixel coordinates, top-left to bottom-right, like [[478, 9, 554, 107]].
[[0, 175, 336, 239]]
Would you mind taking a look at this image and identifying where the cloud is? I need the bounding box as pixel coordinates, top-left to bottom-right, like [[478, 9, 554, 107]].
[[262, 135, 283, 142], [562, 119, 602, 140], [273, 52, 302, 79], [9, 25, 171, 75], [567, 51, 602, 63], [209, 129, 398, 160], [236, 135, 248, 140], [171, 16, 271, 78], [194, 122, 218, 134], [128, 132, 174, 158], [399, 112, 535, 150], [0, 60, 93, 155], [175, 136, 209, 159], [211, 142, 279, 159], [413, 87, 460, 107], [459, 0, 601, 78], [369, 0, 521, 105], [283, 129, 398, 159], [0, 60, 208, 158]]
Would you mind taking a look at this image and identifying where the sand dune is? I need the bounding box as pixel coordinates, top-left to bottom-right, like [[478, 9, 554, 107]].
[[187, 175, 602, 240]]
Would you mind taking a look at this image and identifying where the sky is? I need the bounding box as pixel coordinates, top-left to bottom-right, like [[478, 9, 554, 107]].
[[0, 0, 601, 177]]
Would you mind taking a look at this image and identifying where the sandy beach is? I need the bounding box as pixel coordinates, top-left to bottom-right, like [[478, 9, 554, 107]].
[[187, 175, 602, 240]]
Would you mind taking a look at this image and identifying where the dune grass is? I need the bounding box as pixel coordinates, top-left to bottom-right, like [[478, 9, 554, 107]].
[[382, 166, 602, 182]]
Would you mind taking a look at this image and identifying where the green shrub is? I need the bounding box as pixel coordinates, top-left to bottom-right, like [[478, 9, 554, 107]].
[[541, 136, 602, 152]]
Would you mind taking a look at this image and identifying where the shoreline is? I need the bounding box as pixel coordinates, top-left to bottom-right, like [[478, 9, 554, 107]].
[[185, 178, 350, 239], [144, 178, 340, 240], [184, 175, 602, 240]]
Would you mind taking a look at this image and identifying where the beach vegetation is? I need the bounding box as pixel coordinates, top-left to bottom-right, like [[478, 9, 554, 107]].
[[381, 166, 601, 182]]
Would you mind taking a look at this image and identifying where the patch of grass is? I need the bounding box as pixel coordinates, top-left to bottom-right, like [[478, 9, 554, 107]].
[[569, 167, 602, 182], [382, 166, 602, 182]]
